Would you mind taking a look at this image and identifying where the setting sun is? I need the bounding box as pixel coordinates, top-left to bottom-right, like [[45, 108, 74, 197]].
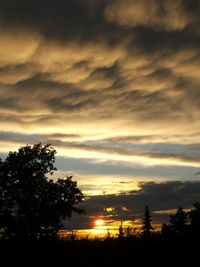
[[95, 219, 104, 227]]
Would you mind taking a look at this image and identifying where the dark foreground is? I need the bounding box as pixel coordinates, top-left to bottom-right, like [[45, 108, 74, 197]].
[[0, 235, 198, 267]]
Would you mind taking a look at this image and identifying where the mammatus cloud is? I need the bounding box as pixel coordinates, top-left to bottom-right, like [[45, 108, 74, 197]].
[[104, 0, 200, 30], [0, 0, 200, 190], [0, 27, 40, 68]]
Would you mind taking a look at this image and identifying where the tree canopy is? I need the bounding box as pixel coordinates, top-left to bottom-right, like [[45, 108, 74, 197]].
[[0, 143, 84, 239]]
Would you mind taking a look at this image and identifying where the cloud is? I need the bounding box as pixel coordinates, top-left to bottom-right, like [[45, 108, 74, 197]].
[[105, 133, 200, 144], [0, 64, 37, 85], [0, 0, 200, 192], [1, 131, 200, 168], [104, 0, 199, 30], [0, 0, 199, 128], [63, 181, 200, 230], [0, 131, 80, 143], [0, 27, 40, 67]]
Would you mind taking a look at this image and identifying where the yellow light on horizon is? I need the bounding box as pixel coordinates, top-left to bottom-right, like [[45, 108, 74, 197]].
[[95, 219, 104, 227], [105, 207, 115, 212]]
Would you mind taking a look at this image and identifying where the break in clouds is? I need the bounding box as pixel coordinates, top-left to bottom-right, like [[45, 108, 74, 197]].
[[0, 0, 200, 188]]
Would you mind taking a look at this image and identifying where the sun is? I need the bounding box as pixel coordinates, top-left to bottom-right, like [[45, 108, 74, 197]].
[[95, 219, 104, 226]]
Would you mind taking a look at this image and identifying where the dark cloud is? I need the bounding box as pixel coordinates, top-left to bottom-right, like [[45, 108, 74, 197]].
[[63, 181, 200, 230], [132, 26, 200, 55], [0, 0, 112, 44], [0, 131, 80, 143]]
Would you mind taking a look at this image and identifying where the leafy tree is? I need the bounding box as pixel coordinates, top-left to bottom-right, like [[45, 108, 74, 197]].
[[169, 207, 187, 234], [142, 206, 154, 236], [0, 143, 84, 239]]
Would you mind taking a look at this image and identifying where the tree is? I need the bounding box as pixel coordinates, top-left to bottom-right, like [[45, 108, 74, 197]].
[[189, 203, 200, 234], [125, 226, 136, 238], [0, 143, 84, 239], [142, 206, 154, 236], [118, 222, 124, 239], [169, 207, 187, 235], [161, 223, 171, 237]]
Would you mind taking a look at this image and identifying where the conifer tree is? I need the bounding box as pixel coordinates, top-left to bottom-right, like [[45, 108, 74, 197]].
[[142, 206, 154, 236]]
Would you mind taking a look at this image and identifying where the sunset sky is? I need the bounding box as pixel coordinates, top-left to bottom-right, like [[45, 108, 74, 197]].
[[0, 0, 200, 237]]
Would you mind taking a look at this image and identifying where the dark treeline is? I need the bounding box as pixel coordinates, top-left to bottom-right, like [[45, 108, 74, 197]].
[[1, 225, 199, 267], [129, 204, 200, 238], [0, 143, 200, 266]]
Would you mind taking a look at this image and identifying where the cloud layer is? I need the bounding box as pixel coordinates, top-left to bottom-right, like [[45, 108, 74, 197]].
[[0, 0, 200, 195]]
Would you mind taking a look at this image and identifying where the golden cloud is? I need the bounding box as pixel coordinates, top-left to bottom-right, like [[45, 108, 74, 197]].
[[105, 0, 193, 30], [0, 26, 40, 67], [32, 41, 125, 85]]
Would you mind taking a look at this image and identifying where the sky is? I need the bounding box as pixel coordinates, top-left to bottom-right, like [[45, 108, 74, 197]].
[[0, 0, 200, 237]]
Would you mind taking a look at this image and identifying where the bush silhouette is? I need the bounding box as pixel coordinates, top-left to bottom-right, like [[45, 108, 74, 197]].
[[0, 143, 84, 239]]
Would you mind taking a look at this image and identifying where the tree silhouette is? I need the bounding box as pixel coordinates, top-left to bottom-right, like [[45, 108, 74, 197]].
[[118, 222, 124, 239], [189, 202, 200, 234], [125, 226, 136, 238], [142, 206, 154, 236], [0, 143, 84, 239], [161, 223, 171, 237], [169, 207, 187, 235]]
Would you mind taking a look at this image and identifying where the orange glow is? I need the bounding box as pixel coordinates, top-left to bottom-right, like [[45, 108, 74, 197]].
[[58, 219, 161, 239], [95, 219, 104, 226]]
